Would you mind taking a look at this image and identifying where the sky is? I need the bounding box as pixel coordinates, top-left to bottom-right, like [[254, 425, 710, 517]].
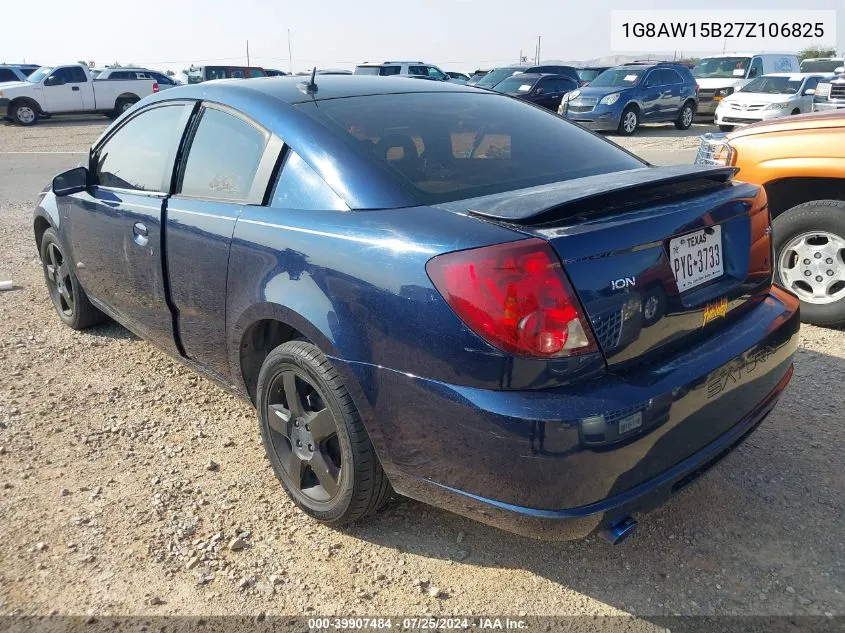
[[2, 0, 841, 75]]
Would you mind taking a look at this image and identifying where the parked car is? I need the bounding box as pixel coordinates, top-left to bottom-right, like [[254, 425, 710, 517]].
[[559, 62, 698, 135], [33, 76, 798, 541], [696, 110, 845, 325], [800, 58, 844, 73], [187, 65, 267, 83], [0, 64, 41, 83], [447, 71, 470, 83], [0, 64, 158, 125], [493, 72, 578, 110], [466, 69, 490, 85], [715, 73, 831, 131], [475, 65, 580, 89], [354, 61, 456, 82], [692, 54, 800, 121], [575, 66, 610, 86], [813, 66, 845, 111], [95, 68, 180, 90]]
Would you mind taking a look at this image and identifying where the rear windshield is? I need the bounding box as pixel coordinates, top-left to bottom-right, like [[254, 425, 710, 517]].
[[577, 69, 602, 82], [298, 92, 643, 205]]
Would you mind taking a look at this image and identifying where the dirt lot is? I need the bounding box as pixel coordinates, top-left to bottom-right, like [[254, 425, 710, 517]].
[[0, 117, 843, 620]]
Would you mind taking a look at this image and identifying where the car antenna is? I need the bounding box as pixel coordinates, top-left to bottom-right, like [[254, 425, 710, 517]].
[[298, 66, 318, 95]]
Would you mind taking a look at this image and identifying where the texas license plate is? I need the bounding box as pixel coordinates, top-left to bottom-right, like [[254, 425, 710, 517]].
[[669, 226, 723, 292]]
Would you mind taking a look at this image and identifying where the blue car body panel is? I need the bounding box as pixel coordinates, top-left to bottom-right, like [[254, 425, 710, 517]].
[[32, 76, 798, 539]]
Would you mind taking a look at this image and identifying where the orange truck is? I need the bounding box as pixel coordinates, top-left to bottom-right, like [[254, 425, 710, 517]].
[[696, 110, 845, 326]]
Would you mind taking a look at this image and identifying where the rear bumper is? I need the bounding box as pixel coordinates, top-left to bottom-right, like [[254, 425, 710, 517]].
[[337, 286, 800, 540]]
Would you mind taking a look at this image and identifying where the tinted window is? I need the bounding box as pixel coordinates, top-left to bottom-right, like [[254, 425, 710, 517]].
[[589, 68, 645, 88], [272, 151, 347, 210], [553, 78, 576, 93], [180, 108, 267, 201], [804, 76, 821, 92], [95, 104, 189, 192], [660, 69, 683, 85], [693, 57, 750, 79], [150, 72, 170, 84], [299, 92, 642, 205], [379, 66, 401, 76], [248, 68, 265, 78], [230, 69, 245, 79], [748, 57, 764, 78], [493, 76, 537, 93], [51, 67, 86, 84], [20, 67, 38, 77], [0, 69, 17, 82]]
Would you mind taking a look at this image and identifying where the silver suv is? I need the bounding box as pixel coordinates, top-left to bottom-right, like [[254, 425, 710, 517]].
[[353, 61, 456, 82]]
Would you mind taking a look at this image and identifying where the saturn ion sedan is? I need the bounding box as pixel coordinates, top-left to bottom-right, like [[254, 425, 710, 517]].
[[33, 76, 799, 542]]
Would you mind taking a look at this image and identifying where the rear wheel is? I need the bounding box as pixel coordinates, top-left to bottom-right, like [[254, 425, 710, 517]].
[[674, 101, 695, 130], [791, 108, 801, 116], [718, 124, 734, 132], [773, 200, 845, 327], [617, 106, 639, 135], [39, 228, 106, 330], [256, 341, 391, 525], [11, 99, 38, 126], [110, 98, 137, 119]]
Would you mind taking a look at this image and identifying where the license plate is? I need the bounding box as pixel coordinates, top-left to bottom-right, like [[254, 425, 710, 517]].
[[669, 226, 723, 292], [618, 411, 643, 435]]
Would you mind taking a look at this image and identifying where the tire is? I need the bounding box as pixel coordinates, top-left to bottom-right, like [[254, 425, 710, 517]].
[[111, 98, 136, 119], [617, 106, 639, 136], [791, 108, 801, 116], [772, 199, 845, 327], [256, 341, 391, 525], [11, 99, 38, 126], [718, 125, 734, 132], [39, 228, 106, 330], [674, 101, 695, 130]]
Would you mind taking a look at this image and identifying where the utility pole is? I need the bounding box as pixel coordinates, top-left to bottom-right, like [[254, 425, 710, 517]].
[[287, 29, 293, 74], [537, 36, 541, 64], [246, 40, 250, 66]]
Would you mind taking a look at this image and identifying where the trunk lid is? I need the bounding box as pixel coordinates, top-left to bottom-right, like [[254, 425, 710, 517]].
[[442, 166, 773, 368]]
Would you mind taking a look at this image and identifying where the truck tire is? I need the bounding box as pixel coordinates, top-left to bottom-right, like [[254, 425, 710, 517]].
[[109, 98, 137, 119], [39, 228, 106, 330], [10, 99, 39, 126], [256, 341, 392, 525], [674, 101, 695, 130], [773, 199, 845, 327]]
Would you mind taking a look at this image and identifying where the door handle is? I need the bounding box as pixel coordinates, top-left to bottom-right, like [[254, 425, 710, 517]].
[[72, 86, 80, 91]]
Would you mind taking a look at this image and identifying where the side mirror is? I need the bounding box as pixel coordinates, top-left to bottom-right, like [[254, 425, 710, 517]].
[[534, 87, 545, 95], [44, 75, 64, 87], [804, 88, 816, 96], [52, 166, 89, 196]]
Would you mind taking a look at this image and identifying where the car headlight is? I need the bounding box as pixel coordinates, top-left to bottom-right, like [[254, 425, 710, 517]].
[[714, 87, 734, 99], [695, 133, 735, 166], [766, 102, 790, 110], [563, 89, 580, 103], [599, 93, 620, 105]]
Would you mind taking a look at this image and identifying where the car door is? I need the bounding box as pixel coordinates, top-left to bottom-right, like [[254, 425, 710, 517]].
[[658, 68, 684, 118], [553, 77, 579, 110], [165, 104, 280, 376], [531, 77, 557, 109], [59, 101, 193, 351], [639, 69, 663, 121], [799, 76, 821, 112], [42, 67, 86, 112]]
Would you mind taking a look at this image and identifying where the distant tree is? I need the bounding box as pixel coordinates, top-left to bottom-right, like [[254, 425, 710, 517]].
[[165, 70, 175, 77], [112, 61, 122, 68], [799, 46, 836, 61], [76, 60, 86, 65]]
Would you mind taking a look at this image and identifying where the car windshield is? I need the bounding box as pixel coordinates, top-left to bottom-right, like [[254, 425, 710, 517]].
[[298, 92, 643, 205], [692, 57, 750, 79], [588, 68, 644, 88], [740, 76, 802, 94], [476, 67, 528, 88], [493, 76, 537, 93], [800, 59, 843, 72], [27, 67, 54, 83], [355, 66, 381, 75], [577, 69, 602, 82]]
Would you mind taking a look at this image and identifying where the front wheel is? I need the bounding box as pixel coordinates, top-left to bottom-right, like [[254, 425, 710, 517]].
[[674, 102, 695, 130], [718, 124, 734, 132], [256, 341, 391, 525], [617, 106, 639, 136], [773, 200, 845, 327], [11, 100, 38, 126]]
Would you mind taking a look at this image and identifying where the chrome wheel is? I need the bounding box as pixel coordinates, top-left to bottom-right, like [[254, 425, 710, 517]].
[[121, 101, 134, 113], [16, 105, 36, 124], [681, 106, 693, 127], [265, 368, 342, 503], [778, 231, 845, 305], [44, 242, 75, 317], [622, 111, 637, 133]]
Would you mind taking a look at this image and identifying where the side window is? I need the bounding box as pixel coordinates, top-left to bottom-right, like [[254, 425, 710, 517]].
[[379, 66, 401, 76], [643, 70, 660, 87], [180, 108, 268, 201], [248, 69, 264, 78], [803, 77, 820, 92], [95, 104, 190, 192], [427, 66, 447, 80], [661, 69, 683, 85], [535, 78, 552, 93], [408, 66, 427, 76], [68, 67, 88, 83], [271, 151, 347, 210], [230, 69, 245, 79], [554, 78, 576, 93], [0, 69, 17, 82], [748, 57, 764, 78]]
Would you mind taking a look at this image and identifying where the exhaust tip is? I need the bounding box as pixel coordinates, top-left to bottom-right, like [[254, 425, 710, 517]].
[[601, 516, 638, 546]]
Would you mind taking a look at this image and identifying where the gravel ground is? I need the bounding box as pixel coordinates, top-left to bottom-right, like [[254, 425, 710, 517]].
[[0, 118, 843, 619]]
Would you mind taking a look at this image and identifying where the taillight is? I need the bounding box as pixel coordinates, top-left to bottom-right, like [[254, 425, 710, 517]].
[[426, 238, 598, 358], [153, 82, 160, 93]]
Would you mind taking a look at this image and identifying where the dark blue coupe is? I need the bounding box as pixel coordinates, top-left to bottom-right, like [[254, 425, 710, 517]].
[[34, 76, 799, 542]]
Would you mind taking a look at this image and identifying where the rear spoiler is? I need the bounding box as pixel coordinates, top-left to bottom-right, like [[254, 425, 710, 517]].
[[441, 165, 737, 224]]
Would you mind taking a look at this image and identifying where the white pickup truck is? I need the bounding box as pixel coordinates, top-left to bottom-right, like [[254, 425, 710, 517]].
[[0, 64, 159, 126]]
